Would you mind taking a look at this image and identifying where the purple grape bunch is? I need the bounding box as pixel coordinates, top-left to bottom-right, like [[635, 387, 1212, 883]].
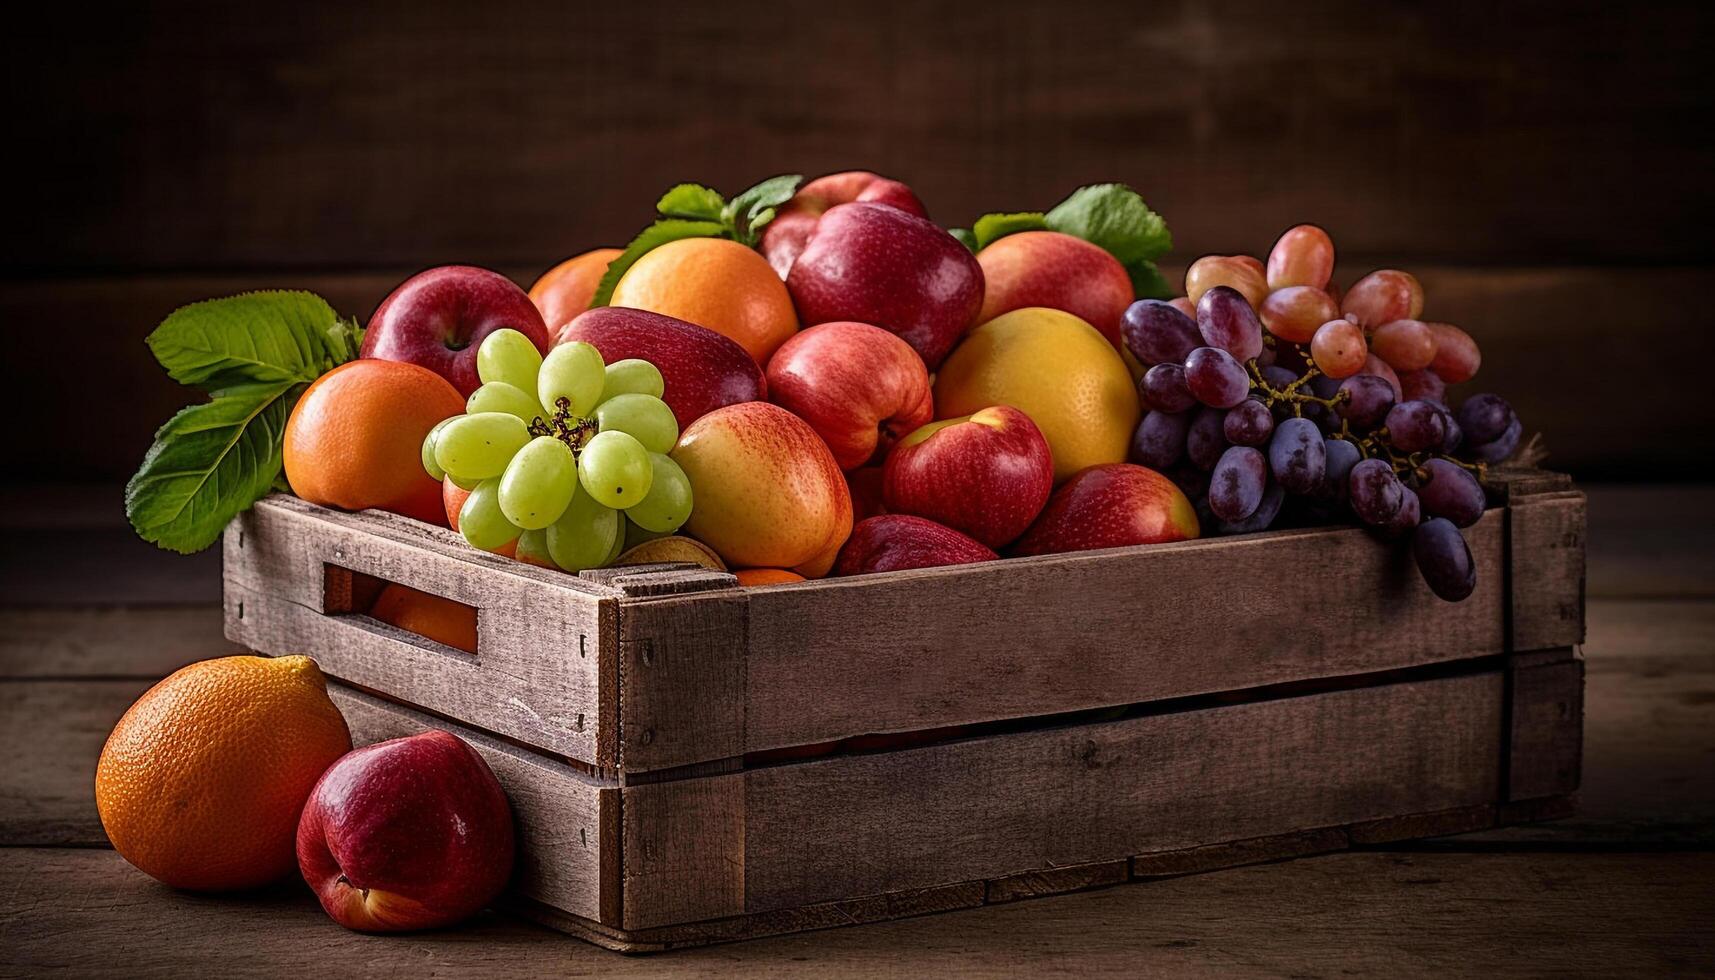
[[1119, 291, 1523, 602]]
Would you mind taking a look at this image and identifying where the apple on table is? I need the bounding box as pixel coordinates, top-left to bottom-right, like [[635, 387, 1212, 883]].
[[362, 265, 550, 396], [882, 405, 1054, 550]]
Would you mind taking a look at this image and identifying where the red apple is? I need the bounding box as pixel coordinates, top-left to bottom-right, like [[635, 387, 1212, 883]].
[[787, 202, 985, 370], [834, 514, 998, 575], [1011, 463, 1200, 556], [977, 231, 1133, 348], [766, 321, 933, 470], [296, 730, 515, 932], [882, 405, 1053, 549], [362, 266, 549, 397], [761, 171, 927, 278], [556, 306, 766, 429]]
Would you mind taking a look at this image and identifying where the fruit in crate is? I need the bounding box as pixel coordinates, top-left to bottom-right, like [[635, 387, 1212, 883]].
[[284, 360, 465, 525], [420, 330, 693, 572], [761, 170, 926, 278], [297, 730, 514, 932], [934, 307, 1140, 482], [882, 405, 1054, 549], [369, 583, 478, 654], [1012, 464, 1199, 556], [976, 230, 1133, 348], [96, 655, 352, 891], [361, 265, 551, 396], [528, 247, 621, 332], [834, 514, 999, 575], [765, 320, 933, 470], [609, 236, 799, 364], [786, 201, 985, 369], [555, 306, 766, 428], [670, 401, 853, 577]]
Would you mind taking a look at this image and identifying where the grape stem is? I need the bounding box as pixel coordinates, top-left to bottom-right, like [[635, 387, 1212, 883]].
[[528, 396, 597, 454]]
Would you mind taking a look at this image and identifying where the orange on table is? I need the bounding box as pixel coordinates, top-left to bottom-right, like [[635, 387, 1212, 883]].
[[442, 476, 518, 558], [734, 568, 806, 587], [370, 583, 478, 653], [529, 247, 621, 333], [284, 360, 464, 525], [95, 655, 352, 892], [609, 237, 798, 364]]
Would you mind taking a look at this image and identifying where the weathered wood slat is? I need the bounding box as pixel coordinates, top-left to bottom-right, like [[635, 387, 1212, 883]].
[[1508, 652, 1584, 803], [620, 777, 747, 930], [617, 591, 748, 774], [1508, 490, 1588, 651]]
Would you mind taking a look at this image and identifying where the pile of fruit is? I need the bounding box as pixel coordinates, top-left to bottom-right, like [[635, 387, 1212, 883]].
[[128, 170, 1528, 603]]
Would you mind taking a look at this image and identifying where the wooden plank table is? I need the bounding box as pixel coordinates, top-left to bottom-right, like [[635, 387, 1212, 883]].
[[2, 485, 1712, 977]]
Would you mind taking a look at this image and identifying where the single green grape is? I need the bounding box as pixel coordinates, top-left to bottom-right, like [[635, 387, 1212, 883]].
[[625, 453, 693, 532], [477, 328, 544, 392], [546, 490, 620, 572], [514, 527, 553, 567], [595, 393, 679, 454], [421, 417, 455, 480], [498, 436, 578, 530], [434, 412, 531, 481], [459, 478, 521, 552], [467, 381, 544, 424], [600, 358, 665, 402], [603, 521, 628, 565], [577, 430, 653, 509], [538, 341, 605, 417]]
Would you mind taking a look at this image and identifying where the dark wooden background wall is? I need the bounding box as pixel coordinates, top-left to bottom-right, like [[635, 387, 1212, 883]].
[[4, 0, 1712, 484]]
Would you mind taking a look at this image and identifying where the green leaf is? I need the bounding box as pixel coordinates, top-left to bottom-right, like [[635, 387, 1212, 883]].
[[145, 291, 353, 391], [1045, 184, 1172, 265], [656, 183, 727, 221], [725, 174, 802, 246], [125, 381, 302, 554], [949, 228, 977, 252], [972, 211, 1048, 250], [590, 218, 728, 307], [1126, 259, 1174, 300]]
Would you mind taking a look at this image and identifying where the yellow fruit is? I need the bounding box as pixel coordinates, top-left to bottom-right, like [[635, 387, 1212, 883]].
[[934, 307, 1140, 482]]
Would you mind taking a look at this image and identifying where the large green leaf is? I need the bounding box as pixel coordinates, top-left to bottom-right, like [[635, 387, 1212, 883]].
[[145, 291, 358, 391], [1045, 184, 1172, 265]]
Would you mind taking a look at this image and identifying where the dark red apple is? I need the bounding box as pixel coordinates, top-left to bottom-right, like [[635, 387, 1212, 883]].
[[883, 405, 1053, 549], [362, 266, 548, 396], [1011, 463, 1200, 556], [834, 514, 997, 576], [786, 202, 985, 370], [846, 465, 888, 523], [556, 306, 766, 428], [296, 730, 514, 932], [766, 321, 932, 469], [761, 171, 927, 278], [977, 231, 1133, 348]]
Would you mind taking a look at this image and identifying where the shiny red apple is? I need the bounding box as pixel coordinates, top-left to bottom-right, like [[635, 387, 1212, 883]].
[[362, 266, 549, 396], [761, 171, 926, 278], [297, 730, 515, 932], [834, 514, 998, 575], [1011, 463, 1200, 556], [882, 405, 1054, 549], [977, 231, 1133, 348], [766, 321, 932, 470], [556, 306, 766, 429], [786, 202, 985, 370]]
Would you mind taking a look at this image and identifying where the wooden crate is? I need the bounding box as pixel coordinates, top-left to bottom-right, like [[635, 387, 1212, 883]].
[[222, 469, 1586, 952]]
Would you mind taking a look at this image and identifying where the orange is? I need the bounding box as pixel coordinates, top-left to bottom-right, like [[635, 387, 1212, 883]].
[[370, 583, 478, 653], [529, 247, 621, 334], [609, 237, 798, 364], [934, 307, 1141, 482], [95, 655, 352, 891], [284, 360, 464, 525], [734, 568, 806, 587]]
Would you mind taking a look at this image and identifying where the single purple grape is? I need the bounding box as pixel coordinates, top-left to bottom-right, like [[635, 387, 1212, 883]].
[[1121, 300, 1201, 366]]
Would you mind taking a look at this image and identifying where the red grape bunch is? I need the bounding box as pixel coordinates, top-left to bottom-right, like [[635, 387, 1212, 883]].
[[1124, 225, 1525, 601]]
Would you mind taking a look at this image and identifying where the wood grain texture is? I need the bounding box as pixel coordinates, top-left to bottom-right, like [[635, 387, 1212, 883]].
[[737, 672, 1503, 913], [328, 684, 614, 922], [0, 606, 237, 678], [1508, 490, 1588, 652], [984, 860, 1130, 904], [742, 514, 1505, 753], [1130, 827, 1352, 879], [0, 679, 153, 846], [1508, 655, 1585, 803], [225, 496, 618, 764], [617, 592, 748, 774], [619, 777, 746, 930]]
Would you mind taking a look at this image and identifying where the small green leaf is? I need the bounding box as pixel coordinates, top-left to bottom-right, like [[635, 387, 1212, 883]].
[[125, 381, 302, 554], [972, 211, 1048, 250], [1126, 259, 1174, 301], [1046, 184, 1172, 265], [726, 174, 801, 245], [591, 218, 728, 307], [949, 228, 977, 252], [656, 183, 727, 221], [145, 291, 352, 391]]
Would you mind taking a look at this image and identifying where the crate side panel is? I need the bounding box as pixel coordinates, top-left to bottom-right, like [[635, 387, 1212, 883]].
[[327, 684, 614, 922], [744, 516, 1505, 752], [1509, 654, 1585, 801], [1509, 491, 1587, 652], [620, 776, 746, 930], [617, 591, 747, 774], [225, 499, 614, 765], [738, 671, 1503, 913]]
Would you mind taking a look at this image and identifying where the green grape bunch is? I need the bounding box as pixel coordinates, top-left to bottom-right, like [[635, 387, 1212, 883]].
[[419, 329, 693, 570]]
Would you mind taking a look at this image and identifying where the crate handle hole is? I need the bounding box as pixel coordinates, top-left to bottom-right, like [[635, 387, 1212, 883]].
[[322, 563, 482, 660]]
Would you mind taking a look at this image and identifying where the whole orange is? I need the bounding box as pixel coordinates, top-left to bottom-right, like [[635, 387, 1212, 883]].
[[284, 360, 465, 524], [609, 237, 798, 364], [529, 247, 621, 333], [95, 655, 352, 891], [370, 583, 478, 653]]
